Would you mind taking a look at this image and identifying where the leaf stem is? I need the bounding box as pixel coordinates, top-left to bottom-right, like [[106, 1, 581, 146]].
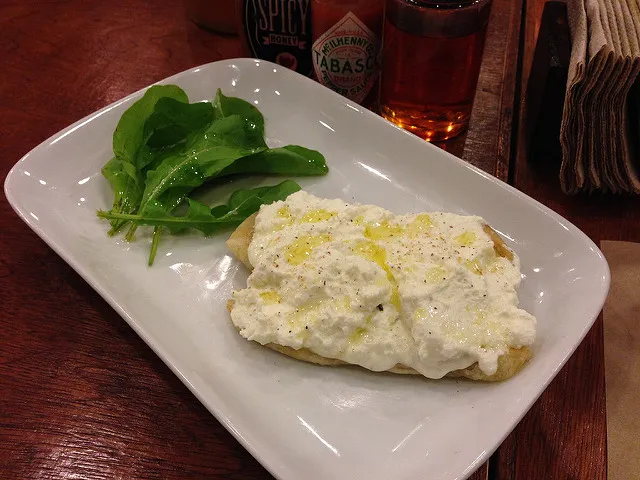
[[107, 220, 128, 236], [125, 222, 138, 242], [98, 210, 238, 225], [148, 227, 161, 266]]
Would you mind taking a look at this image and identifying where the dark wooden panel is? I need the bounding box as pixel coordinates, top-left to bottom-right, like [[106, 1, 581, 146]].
[[503, 0, 640, 478], [437, 0, 523, 183]]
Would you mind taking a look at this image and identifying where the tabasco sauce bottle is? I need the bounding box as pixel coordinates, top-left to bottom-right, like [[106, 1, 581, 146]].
[[237, 0, 313, 76], [311, 0, 385, 108]]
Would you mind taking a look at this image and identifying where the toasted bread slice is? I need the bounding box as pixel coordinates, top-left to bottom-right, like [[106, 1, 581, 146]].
[[226, 214, 531, 382]]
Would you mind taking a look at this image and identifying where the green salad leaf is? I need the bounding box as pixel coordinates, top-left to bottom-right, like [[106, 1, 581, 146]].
[[99, 180, 300, 234], [103, 85, 189, 233], [113, 85, 188, 170], [100, 157, 143, 235], [212, 88, 267, 148], [126, 114, 270, 242], [99, 180, 301, 264], [98, 85, 328, 266], [219, 145, 329, 177], [140, 115, 272, 207], [143, 97, 214, 150]]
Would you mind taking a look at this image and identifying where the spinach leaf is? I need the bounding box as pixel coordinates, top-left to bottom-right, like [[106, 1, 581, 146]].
[[103, 85, 188, 232], [123, 114, 269, 241], [227, 180, 302, 207], [99, 85, 329, 267], [138, 115, 269, 216], [99, 180, 300, 234], [98, 180, 301, 264], [218, 145, 328, 177], [113, 85, 188, 170], [212, 89, 267, 148], [135, 142, 185, 175], [136, 196, 262, 234], [142, 97, 214, 150], [101, 157, 143, 235]]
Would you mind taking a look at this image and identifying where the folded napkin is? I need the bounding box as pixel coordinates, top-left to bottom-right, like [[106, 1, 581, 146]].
[[602, 241, 640, 479], [560, 0, 640, 193]]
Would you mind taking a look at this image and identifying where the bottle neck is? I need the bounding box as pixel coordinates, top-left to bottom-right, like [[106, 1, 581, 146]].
[[386, 0, 492, 37], [404, 0, 488, 8]]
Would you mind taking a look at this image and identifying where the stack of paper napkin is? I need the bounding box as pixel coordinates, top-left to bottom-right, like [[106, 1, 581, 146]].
[[560, 0, 640, 193]]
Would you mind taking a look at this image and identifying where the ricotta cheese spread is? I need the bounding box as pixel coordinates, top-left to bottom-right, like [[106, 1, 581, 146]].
[[230, 191, 536, 379]]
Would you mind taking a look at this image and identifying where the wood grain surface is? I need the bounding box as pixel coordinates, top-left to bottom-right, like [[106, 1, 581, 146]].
[[0, 0, 621, 479], [435, 0, 523, 183], [499, 0, 640, 479]]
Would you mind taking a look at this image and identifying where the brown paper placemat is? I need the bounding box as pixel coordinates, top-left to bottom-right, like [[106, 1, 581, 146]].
[[601, 240, 640, 480]]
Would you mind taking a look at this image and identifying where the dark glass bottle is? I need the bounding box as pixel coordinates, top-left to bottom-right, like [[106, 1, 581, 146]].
[[237, 0, 314, 76]]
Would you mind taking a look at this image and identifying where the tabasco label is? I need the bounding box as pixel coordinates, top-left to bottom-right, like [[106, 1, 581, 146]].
[[240, 0, 313, 76], [312, 12, 380, 104]]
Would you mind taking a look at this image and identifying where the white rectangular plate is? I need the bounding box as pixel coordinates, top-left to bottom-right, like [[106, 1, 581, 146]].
[[5, 59, 609, 480]]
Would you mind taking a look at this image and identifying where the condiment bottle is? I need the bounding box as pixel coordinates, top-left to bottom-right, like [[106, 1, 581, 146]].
[[311, 0, 384, 108], [237, 0, 313, 76]]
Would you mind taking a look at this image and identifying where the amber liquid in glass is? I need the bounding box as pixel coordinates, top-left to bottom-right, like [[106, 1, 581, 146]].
[[380, 15, 488, 141]]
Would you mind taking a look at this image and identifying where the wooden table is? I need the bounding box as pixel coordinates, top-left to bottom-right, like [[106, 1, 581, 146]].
[[2, 1, 639, 479]]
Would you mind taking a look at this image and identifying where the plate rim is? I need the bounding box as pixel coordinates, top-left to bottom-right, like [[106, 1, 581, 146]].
[[3, 58, 611, 480]]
